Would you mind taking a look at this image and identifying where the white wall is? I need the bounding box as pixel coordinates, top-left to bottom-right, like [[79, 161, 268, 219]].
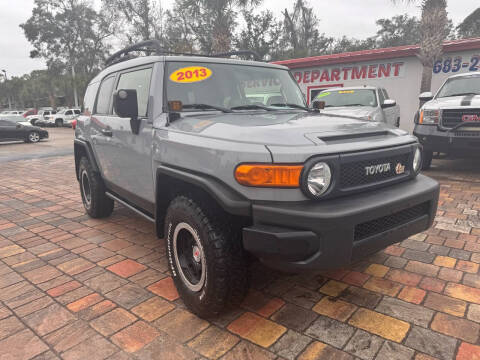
[[291, 50, 480, 133]]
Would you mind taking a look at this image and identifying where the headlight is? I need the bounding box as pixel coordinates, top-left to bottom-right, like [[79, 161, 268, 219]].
[[306, 162, 332, 197], [419, 109, 440, 125], [413, 147, 422, 173]]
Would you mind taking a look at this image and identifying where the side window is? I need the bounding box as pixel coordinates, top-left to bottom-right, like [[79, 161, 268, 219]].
[[65, 110, 73, 115], [83, 83, 97, 115], [116, 68, 153, 117], [95, 76, 116, 115], [74, 110, 81, 115], [378, 89, 385, 105]]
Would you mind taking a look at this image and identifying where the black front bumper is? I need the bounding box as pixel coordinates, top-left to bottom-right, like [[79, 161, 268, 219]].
[[242, 175, 439, 272], [414, 124, 480, 154]]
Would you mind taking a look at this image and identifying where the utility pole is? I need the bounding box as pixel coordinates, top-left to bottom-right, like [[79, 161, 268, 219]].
[[71, 64, 79, 108], [1, 69, 12, 109]]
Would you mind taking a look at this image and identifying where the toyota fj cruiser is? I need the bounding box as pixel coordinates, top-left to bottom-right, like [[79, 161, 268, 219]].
[[74, 40, 439, 317], [414, 72, 480, 169]]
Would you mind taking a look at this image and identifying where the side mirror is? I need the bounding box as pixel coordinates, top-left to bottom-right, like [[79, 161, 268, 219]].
[[113, 89, 140, 134], [381, 99, 397, 108], [419, 92, 433, 102], [312, 100, 325, 110]]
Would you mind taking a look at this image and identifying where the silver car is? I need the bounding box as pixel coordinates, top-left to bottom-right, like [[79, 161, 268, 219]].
[[314, 86, 401, 127]]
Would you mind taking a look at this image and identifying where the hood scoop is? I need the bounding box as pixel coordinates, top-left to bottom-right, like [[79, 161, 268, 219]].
[[317, 130, 390, 143]]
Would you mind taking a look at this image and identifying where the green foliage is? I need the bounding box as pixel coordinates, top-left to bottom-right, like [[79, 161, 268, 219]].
[[457, 8, 480, 39]]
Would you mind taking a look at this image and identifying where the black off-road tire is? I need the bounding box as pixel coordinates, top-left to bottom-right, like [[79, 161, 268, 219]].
[[422, 149, 433, 170], [165, 196, 249, 318], [78, 157, 114, 218]]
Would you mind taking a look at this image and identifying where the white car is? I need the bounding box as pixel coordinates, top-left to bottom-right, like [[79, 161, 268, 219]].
[[314, 86, 401, 127], [44, 108, 81, 127], [26, 109, 57, 126]]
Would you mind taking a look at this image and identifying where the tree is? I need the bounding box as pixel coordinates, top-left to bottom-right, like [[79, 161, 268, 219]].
[[281, 0, 332, 58], [457, 8, 480, 39], [170, 0, 262, 54], [374, 14, 421, 47], [392, 0, 449, 93], [101, 0, 164, 44], [21, 0, 113, 106], [234, 9, 282, 60], [329, 37, 377, 54]]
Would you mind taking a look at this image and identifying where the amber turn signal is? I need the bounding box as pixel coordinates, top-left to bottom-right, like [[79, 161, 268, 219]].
[[235, 164, 303, 187]]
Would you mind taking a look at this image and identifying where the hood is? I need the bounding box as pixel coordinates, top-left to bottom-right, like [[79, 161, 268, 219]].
[[423, 94, 480, 109], [320, 106, 375, 119], [168, 111, 403, 146]]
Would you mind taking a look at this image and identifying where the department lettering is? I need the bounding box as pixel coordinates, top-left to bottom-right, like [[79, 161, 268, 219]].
[[293, 62, 405, 84]]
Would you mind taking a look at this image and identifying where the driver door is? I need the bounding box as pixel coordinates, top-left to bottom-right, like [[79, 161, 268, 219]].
[[93, 66, 155, 214], [0, 120, 22, 140]]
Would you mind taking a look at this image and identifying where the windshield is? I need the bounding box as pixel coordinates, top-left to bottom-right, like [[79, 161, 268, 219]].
[[165, 62, 305, 111], [315, 89, 378, 107], [56, 109, 66, 114], [437, 76, 480, 98]]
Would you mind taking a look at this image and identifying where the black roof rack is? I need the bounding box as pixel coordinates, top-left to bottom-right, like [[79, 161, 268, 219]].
[[105, 40, 261, 67]]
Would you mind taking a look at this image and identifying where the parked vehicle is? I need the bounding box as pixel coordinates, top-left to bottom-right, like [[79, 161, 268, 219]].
[[0, 119, 48, 143], [44, 108, 81, 127], [414, 72, 480, 169], [0, 114, 27, 123], [74, 40, 439, 317], [27, 109, 56, 126], [314, 86, 401, 127]]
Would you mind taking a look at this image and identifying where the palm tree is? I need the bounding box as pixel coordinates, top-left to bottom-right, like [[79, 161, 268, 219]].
[[393, 0, 449, 93]]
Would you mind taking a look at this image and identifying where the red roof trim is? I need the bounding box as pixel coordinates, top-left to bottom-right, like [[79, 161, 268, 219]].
[[273, 38, 480, 69]]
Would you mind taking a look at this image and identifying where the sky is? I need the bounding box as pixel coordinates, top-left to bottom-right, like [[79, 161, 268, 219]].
[[0, 0, 478, 77]]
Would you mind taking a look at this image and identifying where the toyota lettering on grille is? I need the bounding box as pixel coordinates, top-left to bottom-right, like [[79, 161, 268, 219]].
[[462, 114, 480, 122], [365, 163, 391, 176]]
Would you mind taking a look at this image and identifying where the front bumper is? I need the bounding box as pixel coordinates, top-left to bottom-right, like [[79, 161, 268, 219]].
[[242, 174, 439, 272], [414, 124, 480, 154]]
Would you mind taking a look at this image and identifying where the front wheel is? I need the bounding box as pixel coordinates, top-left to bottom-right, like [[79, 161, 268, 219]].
[[78, 157, 114, 218], [26, 131, 40, 143], [422, 149, 433, 170], [165, 196, 249, 318]]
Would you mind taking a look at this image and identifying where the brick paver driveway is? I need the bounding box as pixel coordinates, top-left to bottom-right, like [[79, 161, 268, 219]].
[[1, 155, 480, 360]]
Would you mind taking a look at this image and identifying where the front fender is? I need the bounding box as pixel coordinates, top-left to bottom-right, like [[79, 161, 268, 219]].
[[155, 165, 251, 217]]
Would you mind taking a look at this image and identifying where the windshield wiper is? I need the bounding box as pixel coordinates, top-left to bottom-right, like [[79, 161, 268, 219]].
[[343, 104, 365, 107], [443, 92, 479, 97], [182, 104, 232, 113], [270, 103, 310, 111], [231, 104, 274, 111]]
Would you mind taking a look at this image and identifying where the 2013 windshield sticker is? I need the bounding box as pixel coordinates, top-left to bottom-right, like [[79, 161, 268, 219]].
[[339, 90, 355, 94], [317, 92, 330, 98], [170, 66, 212, 83]]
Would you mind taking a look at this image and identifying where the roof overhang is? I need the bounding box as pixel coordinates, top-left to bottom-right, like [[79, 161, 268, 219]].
[[272, 38, 480, 69]]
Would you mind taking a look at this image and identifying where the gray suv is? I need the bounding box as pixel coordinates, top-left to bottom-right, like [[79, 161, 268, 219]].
[[74, 40, 439, 317]]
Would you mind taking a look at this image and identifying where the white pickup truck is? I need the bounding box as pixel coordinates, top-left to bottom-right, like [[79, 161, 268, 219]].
[[314, 86, 401, 127], [44, 108, 81, 127]]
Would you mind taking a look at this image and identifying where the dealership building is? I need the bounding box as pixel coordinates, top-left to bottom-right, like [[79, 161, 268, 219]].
[[274, 38, 480, 133]]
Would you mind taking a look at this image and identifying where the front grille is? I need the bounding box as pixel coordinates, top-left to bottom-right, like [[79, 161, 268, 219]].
[[454, 131, 480, 137], [354, 202, 429, 241], [442, 108, 480, 128], [340, 153, 410, 188]]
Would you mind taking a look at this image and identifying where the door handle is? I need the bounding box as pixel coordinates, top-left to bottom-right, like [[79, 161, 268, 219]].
[[101, 128, 113, 137]]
